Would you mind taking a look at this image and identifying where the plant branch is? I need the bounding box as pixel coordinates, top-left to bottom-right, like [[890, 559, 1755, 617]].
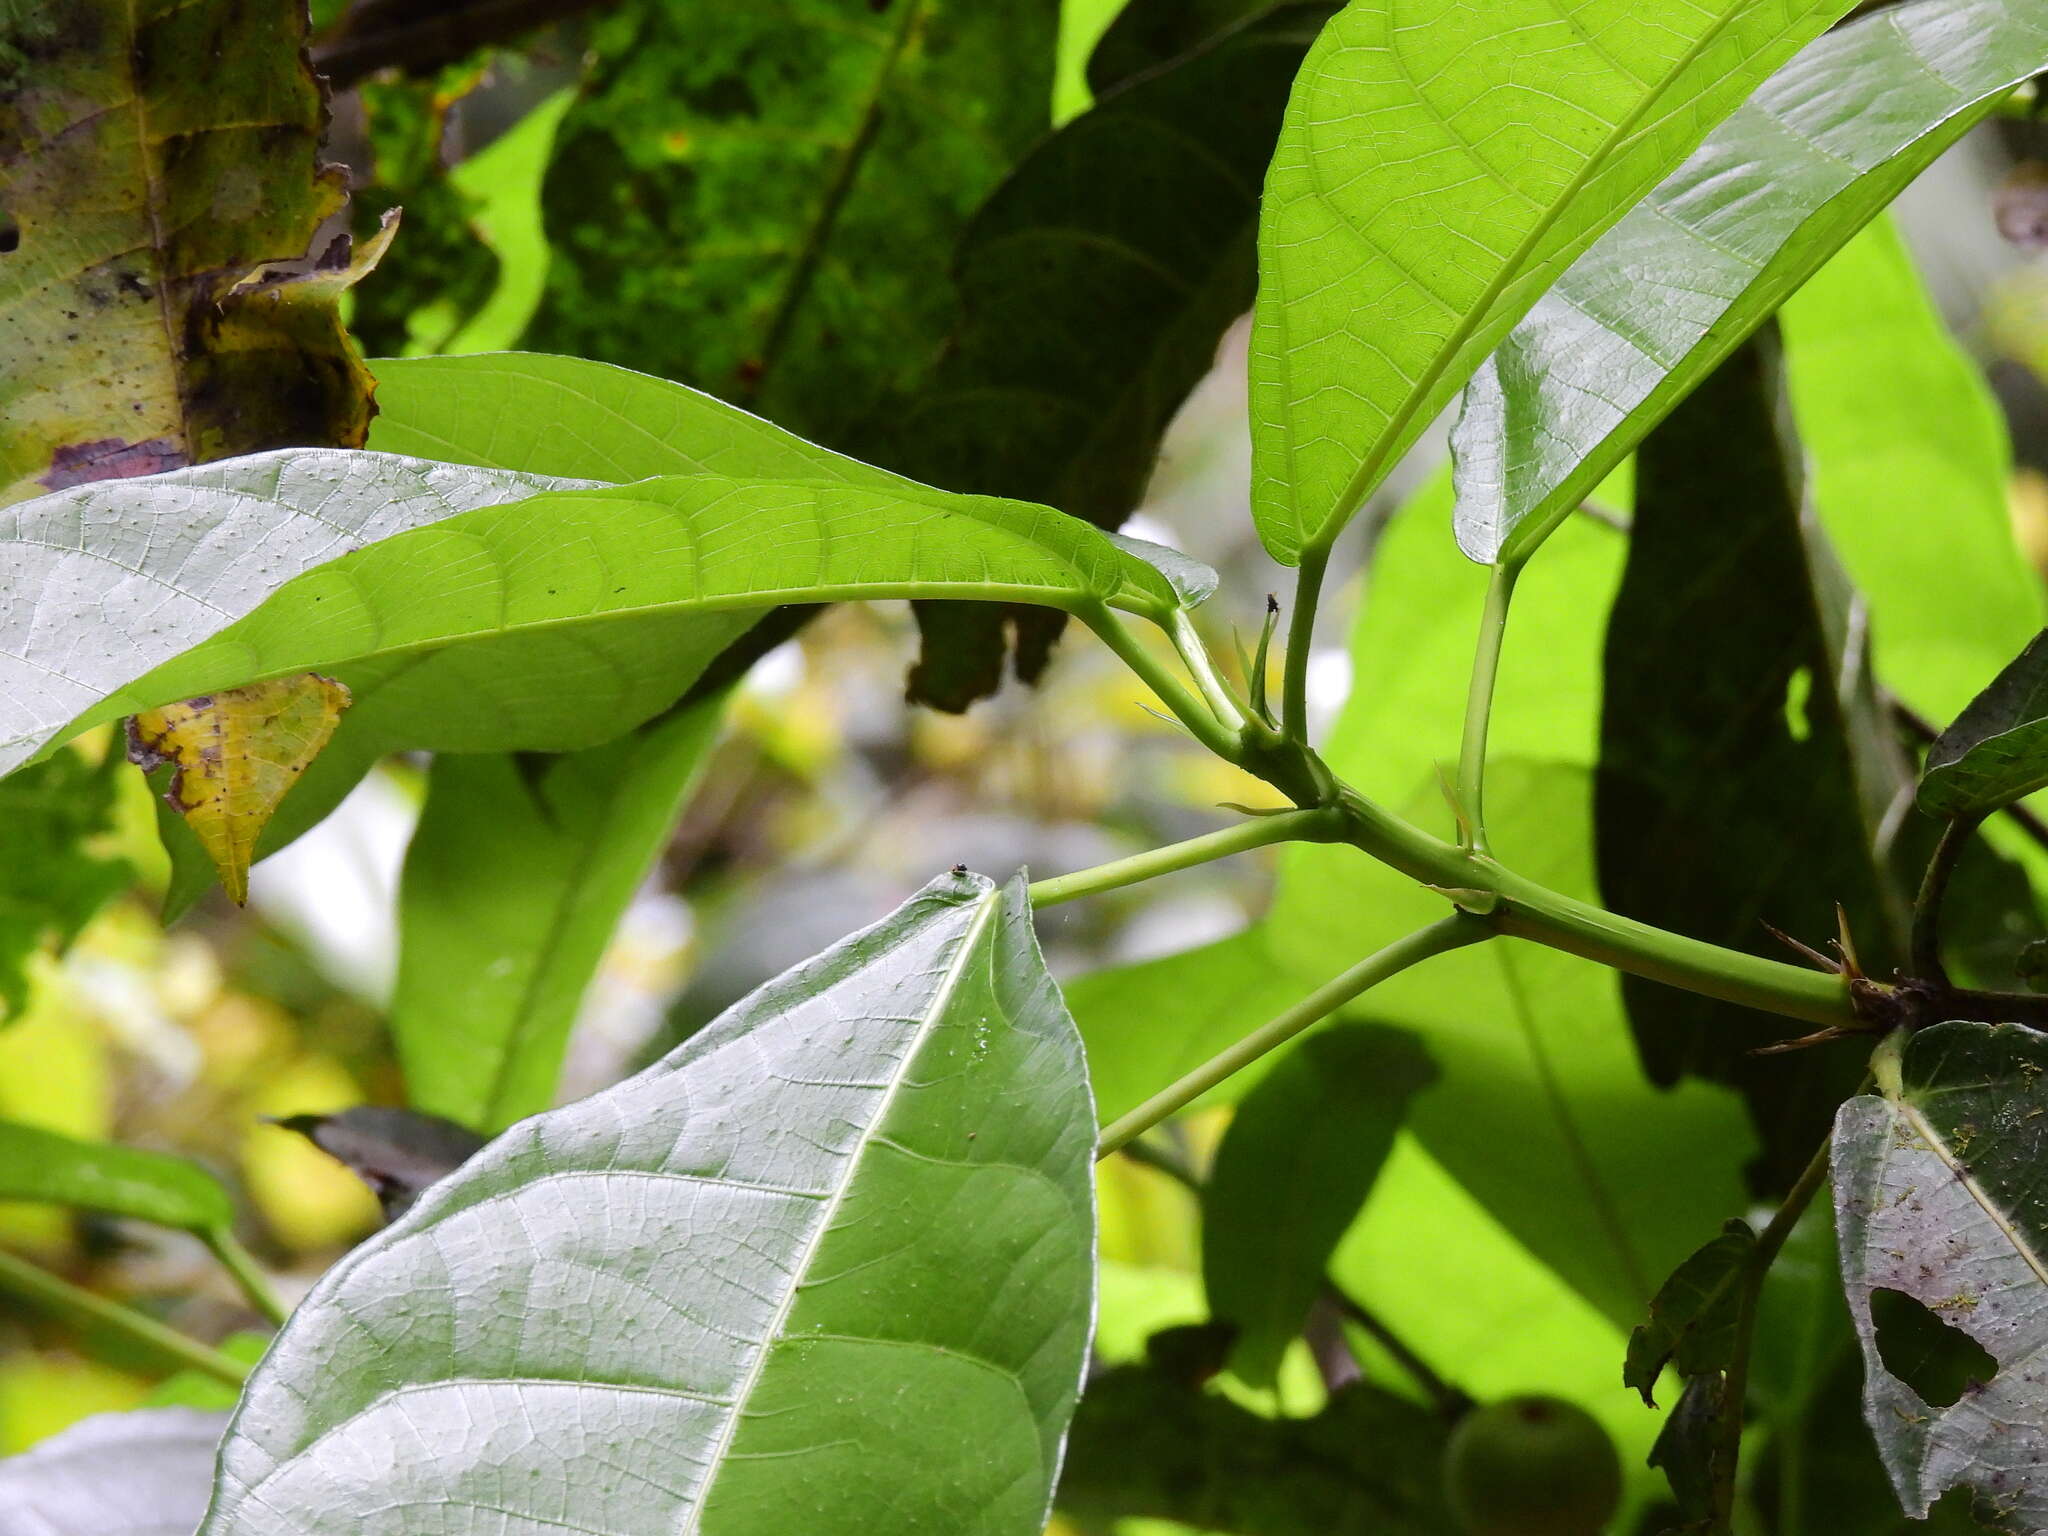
[[1280, 544, 1331, 743], [0, 1247, 252, 1387], [1325, 1283, 1473, 1420], [1169, 610, 1248, 734], [1029, 809, 1344, 908], [1912, 814, 1981, 987], [1709, 1133, 1833, 1533], [1083, 605, 1244, 761], [202, 1230, 289, 1328], [1095, 912, 1491, 1157], [1456, 561, 1520, 854]]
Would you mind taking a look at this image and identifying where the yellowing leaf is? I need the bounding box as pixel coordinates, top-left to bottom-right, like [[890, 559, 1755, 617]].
[[0, 1, 384, 504], [125, 676, 351, 904]]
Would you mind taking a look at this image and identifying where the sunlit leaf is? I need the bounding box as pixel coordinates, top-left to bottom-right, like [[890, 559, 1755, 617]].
[[393, 695, 725, 1132], [1247, 0, 1852, 563], [1833, 1022, 2048, 1522], [0, 0, 383, 503], [125, 674, 351, 905], [199, 870, 1096, 1535], [1452, 0, 2048, 565], [0, 1407, 227, 1536], [0, 1118, 233, 1235], [1202, 1022, 1434, 1388]]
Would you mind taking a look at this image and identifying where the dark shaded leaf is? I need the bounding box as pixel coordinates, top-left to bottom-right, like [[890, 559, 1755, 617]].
[[1626, 1221, 1757, 1408], [529, 0, 1057, 447], [1085, 0, 1277, 93], [1920, 630, 2048, 819], [0, 0, 385, 503], [0, 1408, 227, 1536], [1833, 1021, 2048, 1522], [1595, 329, 1891, 1190], [0, 748, 129, 1018], [886, 0, 1335, 705], [199, 871, 1096, 1534], [273, 1106, 488, 1222], [1647, 1373, 1728, 1530], [1452, 0, 2048, 565], [392, 694, 725, 1132], [1054, 1360, 1457, 1534], [1202, 1022, 1435, 1388]]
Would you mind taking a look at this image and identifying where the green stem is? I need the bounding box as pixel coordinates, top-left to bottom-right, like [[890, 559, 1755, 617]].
[[1084, 604, 1243, 762], [0, 1246, 251, 1387], [1327, 789, 1854, 1028], [1095, 913, 1490, 1157], [1912, 814, 1980, 987], [1710, 1134, 1834, 1534], [202, 1229, 288, 1327], [1029, 809, 1343, 908], [1456, 561, 1520, 853], [1281, 544, 1332, 743]]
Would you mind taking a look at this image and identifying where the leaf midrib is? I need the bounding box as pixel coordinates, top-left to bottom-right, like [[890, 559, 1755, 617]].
[[1896, 1091, 2048, 1293], [1287, 0, 1804, 559], [676, 884, 1002, 1533]]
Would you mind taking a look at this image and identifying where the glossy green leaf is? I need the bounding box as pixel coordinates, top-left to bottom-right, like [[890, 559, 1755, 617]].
[[1202, 1023, 1434, 1388], [393, 695, 725, 1132], [15, 453, 1193, 793], [1247, 0, 1851, 565], [200, 870, 1096, 1535], [0, 1118, 233, 1235], [0, 453, 580, 778], [1452, 0, 2048, 565], [1595, 331, 1890, 1188], [1833, 1022, 2048, 1522], [1054, 1362, 1456, 1533], [885, 0, 1334, 706], [1918, 631, 2048, 819], [0, 748, 130, 1018], [0, 1408, 227, 1536], [1625, 1220, 1755, 1407], [529, 0, 1058, 452]]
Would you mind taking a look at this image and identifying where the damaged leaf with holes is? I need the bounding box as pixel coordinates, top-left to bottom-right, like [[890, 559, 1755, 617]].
[[126, 675, 352, 905], [1833, 1022, 2048, 1523], [0, 0, 390, 505]]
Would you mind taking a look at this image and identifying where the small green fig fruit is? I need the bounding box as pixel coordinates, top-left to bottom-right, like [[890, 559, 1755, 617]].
[[1442, 1394, 1622, 1536]]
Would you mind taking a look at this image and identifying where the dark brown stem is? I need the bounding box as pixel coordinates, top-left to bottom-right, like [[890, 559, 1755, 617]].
[[1911, 814, 1982, 988], [314, 0, 618, 91], [1324, 1284, 1472, 1420]]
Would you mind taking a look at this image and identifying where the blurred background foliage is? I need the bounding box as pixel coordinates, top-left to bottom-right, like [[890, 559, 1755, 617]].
[[4, 3, 2048, 1532]]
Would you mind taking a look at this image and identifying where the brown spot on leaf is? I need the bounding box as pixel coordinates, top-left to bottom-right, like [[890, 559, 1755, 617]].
[[40, 436, 188, 490]]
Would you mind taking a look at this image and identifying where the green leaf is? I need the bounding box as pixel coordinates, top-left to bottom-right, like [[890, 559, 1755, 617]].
[[528, 0, 1059, 452], [1593, 330, 1893, 1188], [0, 1407, 227, 1534], [0, 452, 580, 778], [1918, 631, 2048, 819], [13, 453, 1190, 789], [1451, 0, 2048, 565], [1266, 764, 1756, 1330], [883, 0, 1334, 705], [1202, 1022, 1435, 1388], [1055, 1362, 1457, 1533], [1246, 0, 1851, 565], [1084, 0, 1282, 94], [0, 1118, 233, 1235], [1833, 1021, 2048, 1522], [0, 748, 131, 1018], [0, 0, 380, 503], [367, 351, 918, 490], [393, 695, 726, 1132], [199, 870, 1096, 1534], [1625, 1220, 1756, 1407]]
